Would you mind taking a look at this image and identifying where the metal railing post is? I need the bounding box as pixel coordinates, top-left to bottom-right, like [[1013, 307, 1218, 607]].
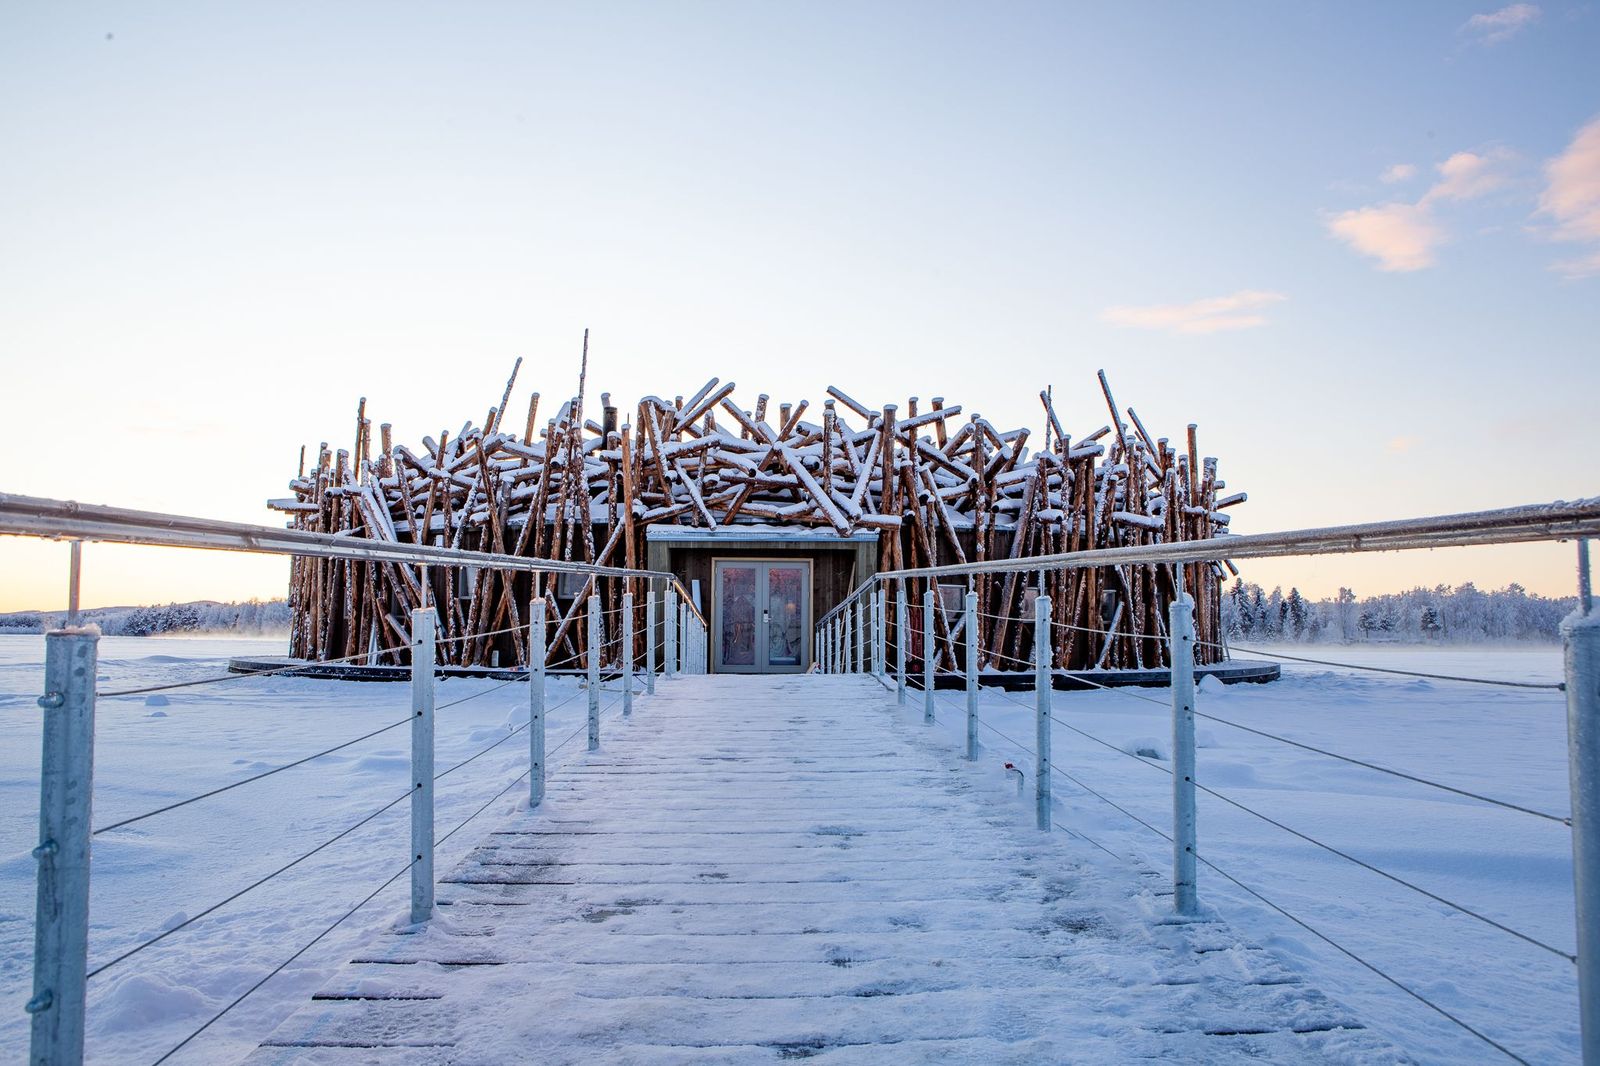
[[895, 583, 907, 704], [678, 604, 689, 674], [622, 592, 634, 717], [1566, 588, 1600, 1063], [845, 600, 853, 673], [410, 608, 436, 925], [923, 584, 935, 724], [587, 595, 601, 750], [529, 599, 545, 808], [855, 596, 865, 674], [1170, 589, 1199, 916], [874, 587, 886, 678], [28, 627, 97, 1066], [964, 590, 978, 760], [1580, 537, 1593, 617], [645, 591, 657, 694], [869, 590, 878, 677], [66, 541, 82, 627], [1035, 593, 1052, 832], [664, 588, 678, 678]]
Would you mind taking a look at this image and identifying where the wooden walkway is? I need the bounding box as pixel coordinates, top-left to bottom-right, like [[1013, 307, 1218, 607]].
[[247, 675, 1393, 1065]]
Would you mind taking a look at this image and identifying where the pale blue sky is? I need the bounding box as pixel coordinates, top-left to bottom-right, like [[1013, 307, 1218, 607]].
[[1, 2, 1596, 609]]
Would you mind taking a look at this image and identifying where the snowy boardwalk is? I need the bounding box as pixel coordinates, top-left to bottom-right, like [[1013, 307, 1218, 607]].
[[246, 675, 1390, 1065]]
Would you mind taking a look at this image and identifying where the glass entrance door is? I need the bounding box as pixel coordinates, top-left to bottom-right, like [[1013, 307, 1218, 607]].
[[713, 560, 811, 673]]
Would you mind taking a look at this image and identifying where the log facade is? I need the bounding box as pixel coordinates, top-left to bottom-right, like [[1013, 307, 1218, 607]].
[[269, 356, 1242, 673]]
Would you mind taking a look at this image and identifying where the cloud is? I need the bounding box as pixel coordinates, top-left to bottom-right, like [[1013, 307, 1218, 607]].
[[1421, 150, 1513, 204], [1538, 115, 1600, 277], [1100, 290, 1287, 335], [1462, 3, 1540, 43], [1326, 203, 1442, 272], [1380, 163, 1417, 184], [1328, 149, 1511, 270], [1386, 436, 1420, 454]]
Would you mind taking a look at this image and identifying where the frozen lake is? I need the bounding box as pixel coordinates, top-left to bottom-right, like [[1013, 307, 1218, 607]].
[[0, 635, 1577, 1063]]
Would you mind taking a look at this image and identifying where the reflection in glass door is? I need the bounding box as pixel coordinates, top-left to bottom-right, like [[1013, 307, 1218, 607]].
[[713, 560, 811, 673]]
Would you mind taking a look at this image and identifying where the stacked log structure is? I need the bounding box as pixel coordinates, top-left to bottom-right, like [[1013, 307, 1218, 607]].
[[270, 357, 1243, 672]]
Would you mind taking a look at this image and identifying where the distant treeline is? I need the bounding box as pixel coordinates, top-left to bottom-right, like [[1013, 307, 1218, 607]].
[[1221, 580, 1577, 644], [0, 599, 290, 636]]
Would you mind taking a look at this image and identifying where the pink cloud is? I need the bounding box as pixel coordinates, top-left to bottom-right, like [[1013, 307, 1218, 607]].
[[1100, 290, 1288, 335], [1539, 115, 1600, 277], [1421, 150, 1513, 205], [1326, 203, 1442, 272], [1329, 149, 1511, 271], [1462, 3, 1540, 44]]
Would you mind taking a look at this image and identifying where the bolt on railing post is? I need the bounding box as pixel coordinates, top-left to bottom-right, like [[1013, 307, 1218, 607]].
[[895, 583, 907, 705], [923, 584, 935, 724], [28, 627, 97, 1066], [410, 607, 436, 925], [1566, 598, 1600, 1063], [964, 590, 979, 761], [1170, 590, 1199, 917], [1035, 593, 1053, 832], [645, 591, 657, 694], [664, 588, 678, 678], [622, 592, 635, 717], [587, 595, 601, 751], [529, 599, 545, 809]]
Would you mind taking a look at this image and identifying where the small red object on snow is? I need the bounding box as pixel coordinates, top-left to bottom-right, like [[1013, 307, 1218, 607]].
[[1004, 762, 1015, 770]]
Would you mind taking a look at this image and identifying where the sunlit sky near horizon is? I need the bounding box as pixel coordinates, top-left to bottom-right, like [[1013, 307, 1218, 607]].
[[1, 2, 1596, 612]]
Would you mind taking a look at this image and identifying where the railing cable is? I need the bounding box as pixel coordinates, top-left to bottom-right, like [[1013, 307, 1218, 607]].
[[1194, 853, 1530, 1065], [1191, 709, 1570, 824], [93, 715, 413, 836], [90, 785, 413, 979], [435, 696, 618, 848], [1217, 642, 1565, 691], [98, 645, 402, 698], [435, 675, 521, 711], [989, 688, 1575, 961], [149, 857, 417, 1066]]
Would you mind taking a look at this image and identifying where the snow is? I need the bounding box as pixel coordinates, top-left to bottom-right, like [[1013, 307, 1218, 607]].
[[912, 643, 1576, 1064], [235, 677, 1395, 1062], [0, 634, 609, 1064], [0, 636, 1579, 1063]]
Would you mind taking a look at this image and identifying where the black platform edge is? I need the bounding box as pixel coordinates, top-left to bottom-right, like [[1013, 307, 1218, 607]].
[[227, 657, 1280, 688]]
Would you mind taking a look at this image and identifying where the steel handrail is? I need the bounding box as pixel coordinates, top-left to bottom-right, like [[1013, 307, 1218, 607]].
[[0, 492, 676, 581], [813, 497, 1600, 629]]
